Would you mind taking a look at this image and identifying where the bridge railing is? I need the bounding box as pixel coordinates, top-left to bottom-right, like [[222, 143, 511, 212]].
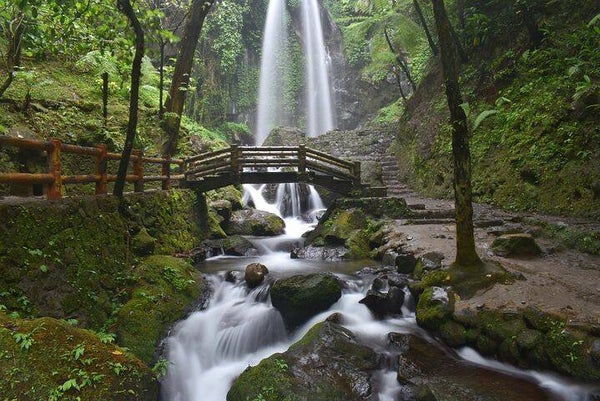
[[0, 135, 184, 200], [184, 145, 361, 185]]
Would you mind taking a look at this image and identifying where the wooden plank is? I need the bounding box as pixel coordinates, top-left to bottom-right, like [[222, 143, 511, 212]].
[[306, 147, 354, 169], [63, 175, 101, 184], [185, 147, 231, 163], [305, 160, 354, 181], [240, 146, 298, 152], [0, 135, 48, 150], [186, 160, 230, 176], [0, 173, 54, 184], [60, 143, 102, 157]]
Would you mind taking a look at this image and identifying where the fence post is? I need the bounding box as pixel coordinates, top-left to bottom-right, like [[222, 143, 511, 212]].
[[298, 144, 306, 173], [230, 144, 240, 179], [162, 154, 171, 190], [353, 161, 361, 186], [95, 143, 108, 195], [133, 150, 144, 192], [46, 138, 63, 200]]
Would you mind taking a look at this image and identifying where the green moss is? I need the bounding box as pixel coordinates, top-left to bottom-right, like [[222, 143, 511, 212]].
[[0, 313, 157, 401], [114, 256, 203, 363], [227, 354, 297, 401], [416, 287, 455, 331]]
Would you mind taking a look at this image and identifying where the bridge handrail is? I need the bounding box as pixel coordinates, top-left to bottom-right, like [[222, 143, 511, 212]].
[[183, 145, 360, 185], [0, 135, 183, 200]]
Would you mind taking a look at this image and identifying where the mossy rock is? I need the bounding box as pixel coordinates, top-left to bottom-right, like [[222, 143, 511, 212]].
[[333, 197, 414, 219], [226, 208, 285, 236], [439, 320, 467, 347], [491, 234, 542, 258], [0, 313, 157, 401], [270, 273, 342, 329], [206, 185, 243, 211], [114, 255, 205, 363], [416, 287, 455, 331], [227, 321, 378, 401], [131, 227, 156, 256]]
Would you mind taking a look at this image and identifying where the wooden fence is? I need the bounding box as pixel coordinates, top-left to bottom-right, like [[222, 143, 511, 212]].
[[0, 135, 184, 200]]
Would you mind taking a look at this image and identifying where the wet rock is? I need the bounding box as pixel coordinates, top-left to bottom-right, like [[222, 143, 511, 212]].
[[227, 321, 378, 401], [590, 340, 600, 364], [224, 270, 240, 283], [291, 245, 349, 261], [491, 233, 542, 258], [223, 235, 257, 256], [270, 273, 342, 329], [226, 208, 285, 236], [244, 263, 269, 288], [413, 252, 444, 279], [383, 250, 418, 274], [439, 320, 466, 347], [131, 227, 156, 256], [393, 333, 552, 401], [209, 199, 233, 225]]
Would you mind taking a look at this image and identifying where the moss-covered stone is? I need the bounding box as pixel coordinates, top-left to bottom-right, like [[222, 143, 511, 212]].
[[226, 208, 285, 236], [0, 313, 157, 401], [416, 287, 455, 331], [270, 273, 342, 329], [439, 320, 467, 347], [131, 227, 156, 256], [114, 255, 204, 363], [491, 234, 542, 258], [333, 197, 414, 219], [227, 321, 378, 401]]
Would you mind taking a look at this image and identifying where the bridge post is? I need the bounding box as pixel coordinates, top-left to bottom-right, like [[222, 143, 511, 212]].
[[230, 144, 241, 180], [298, 144, 306, 173], [95, 143, 108, 195], [46, 138, 63, 200], [133, 150, 144, 192], [353, 161, 361, 186], [162, 154, 171, 190]]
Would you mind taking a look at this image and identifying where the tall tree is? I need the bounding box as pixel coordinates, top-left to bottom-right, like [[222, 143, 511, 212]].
[[413, 0, 439, 56], [161, 0, 216, 157], [114, 0, 145, 198], [431, 0, 482, 267], [0, 6, 25, 97]]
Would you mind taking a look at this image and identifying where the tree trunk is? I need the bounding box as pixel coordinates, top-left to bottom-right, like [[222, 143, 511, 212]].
[[159, 41, 165, 119], [517, 3, 544, 48], [114, 0, 145, 198], [413, 0, 439, 56], [384, 27, 416, 94], [456, 0, 466, 29], [431, 0, 482, 267], [102, 72, 109, 122], [0, 12, 25, 98], [161, 0, 216, 157]]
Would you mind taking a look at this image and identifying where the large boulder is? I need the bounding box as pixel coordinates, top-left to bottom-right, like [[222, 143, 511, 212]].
[[245, 263, 269, 288], [389, 333, 553, 401], [223, 235, 257, 256], [226, 208, 285, 236], [491, 233, 542, 258], [227, 321, 378, 401], [270, 273, 342, 329]]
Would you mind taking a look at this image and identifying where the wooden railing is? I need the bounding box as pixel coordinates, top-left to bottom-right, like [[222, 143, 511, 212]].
[[0, 135, 184, 200], [184, 144, 362, 185]]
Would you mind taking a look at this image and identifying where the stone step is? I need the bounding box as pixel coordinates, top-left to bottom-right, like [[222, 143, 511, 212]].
[[402, 218, 455, 225]]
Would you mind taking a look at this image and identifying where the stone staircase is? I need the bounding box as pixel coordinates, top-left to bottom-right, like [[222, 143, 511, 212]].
[[307, 126, 456, 224]]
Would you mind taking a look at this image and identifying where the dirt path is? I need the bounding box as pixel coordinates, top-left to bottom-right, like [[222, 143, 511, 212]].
[[387, 193, 600, 326]]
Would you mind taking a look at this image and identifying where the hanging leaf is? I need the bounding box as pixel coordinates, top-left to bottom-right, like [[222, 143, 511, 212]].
[[473, 109, 498, 131]]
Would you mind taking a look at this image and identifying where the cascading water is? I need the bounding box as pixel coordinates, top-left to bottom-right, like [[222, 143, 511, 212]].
[[301, 0, 335, 137], [255, 0, 290, 146]]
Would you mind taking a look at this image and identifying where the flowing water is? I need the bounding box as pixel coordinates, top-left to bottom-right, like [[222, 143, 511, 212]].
[[160, 183, 597, 401], [301, 0, 335, 137], [255, 0, 290, 145]]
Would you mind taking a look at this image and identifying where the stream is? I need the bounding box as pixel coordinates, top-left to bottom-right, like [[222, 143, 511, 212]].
[[159, 184, 597, 401]]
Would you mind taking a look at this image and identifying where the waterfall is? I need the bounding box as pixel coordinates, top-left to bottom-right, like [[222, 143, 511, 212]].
[[256, 0, 290, 145], [301, 0, 335, 137]]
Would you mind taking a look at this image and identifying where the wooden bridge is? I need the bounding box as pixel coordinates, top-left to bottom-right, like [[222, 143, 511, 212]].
[[183, 144, 376, 195], [0, 136, 383, 199]]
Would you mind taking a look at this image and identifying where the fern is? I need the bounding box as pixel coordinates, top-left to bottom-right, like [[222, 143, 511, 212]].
[[473, 109, 498, 131]]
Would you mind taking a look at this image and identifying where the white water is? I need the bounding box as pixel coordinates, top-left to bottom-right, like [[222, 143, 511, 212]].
[[301, 0, 335, 137], [255, 0, 290, 145]]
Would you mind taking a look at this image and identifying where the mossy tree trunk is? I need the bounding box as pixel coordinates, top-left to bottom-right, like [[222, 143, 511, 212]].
[[114, 0, 145, 198], [161, 0, 216, 157], [0, 11, 25, 98], [431, 0, 482, 268], [413, 0, 439, 56]]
